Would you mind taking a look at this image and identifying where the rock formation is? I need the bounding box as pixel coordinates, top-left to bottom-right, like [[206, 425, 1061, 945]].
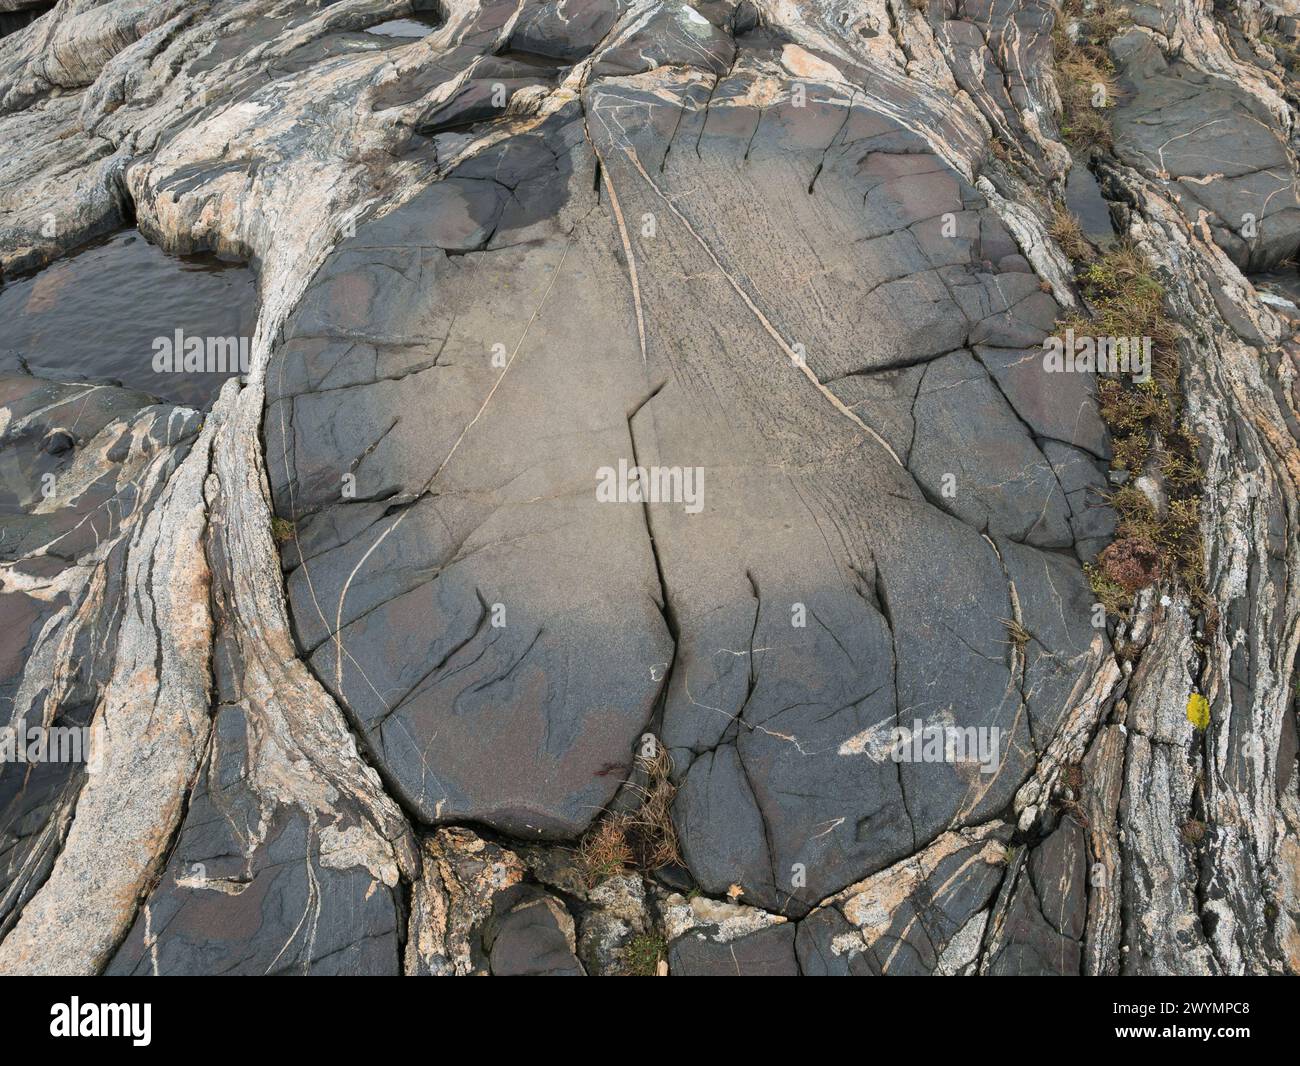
[[1, 0, 1298, 975]]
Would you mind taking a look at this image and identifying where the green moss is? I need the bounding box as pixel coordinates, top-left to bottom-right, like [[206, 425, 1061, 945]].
[[270, 515, 295, 543]]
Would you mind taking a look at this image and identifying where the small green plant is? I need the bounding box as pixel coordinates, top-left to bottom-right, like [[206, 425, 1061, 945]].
[[1085, 560, 1133, 616], [1261, 31, 1300, 70], [622, 932, 666, 977], [270, 515, 295, 543]]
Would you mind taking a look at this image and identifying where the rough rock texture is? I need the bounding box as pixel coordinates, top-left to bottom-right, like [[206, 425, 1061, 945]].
[[797, 822, 1011, 975], [0, 362, 205, 961], [0, 0, 1297, 975]]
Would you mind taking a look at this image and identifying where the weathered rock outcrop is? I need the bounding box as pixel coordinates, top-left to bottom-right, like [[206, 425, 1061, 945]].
[[0, 0, 1297, 975]]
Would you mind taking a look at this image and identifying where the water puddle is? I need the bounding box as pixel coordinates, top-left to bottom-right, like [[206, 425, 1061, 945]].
[[0, 231, 258, 409], [1065, 162, 1114, 244], [365, 16, 441, 38]]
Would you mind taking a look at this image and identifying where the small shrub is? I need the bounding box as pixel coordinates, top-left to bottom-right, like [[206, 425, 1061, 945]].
[[1099, 535, 1163, 593]]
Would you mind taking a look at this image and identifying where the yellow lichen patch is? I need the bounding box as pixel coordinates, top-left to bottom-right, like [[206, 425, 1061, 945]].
[[1186, 692, 1210, 730]]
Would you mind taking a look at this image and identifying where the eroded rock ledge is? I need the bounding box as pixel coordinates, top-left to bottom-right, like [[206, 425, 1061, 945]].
[[0, 0, 1297, 975]]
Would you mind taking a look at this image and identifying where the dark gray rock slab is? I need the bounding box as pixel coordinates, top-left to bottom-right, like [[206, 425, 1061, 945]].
[[982, 817, 1086, 975], [483, 883, 585, 976], [668, 922, 798, 975], [107, 705, 403, 976], [909, 349, 1073, 546], [1111, 31, 1300, 271], [261, 19, 1110, 918], [509, 0, 627, 62]]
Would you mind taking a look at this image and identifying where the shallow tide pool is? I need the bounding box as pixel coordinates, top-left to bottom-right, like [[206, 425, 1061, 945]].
[[0, 231, 259, 409]]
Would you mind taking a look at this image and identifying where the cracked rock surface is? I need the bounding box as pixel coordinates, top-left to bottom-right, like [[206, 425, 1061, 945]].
[[0, 0, 1298, 975]]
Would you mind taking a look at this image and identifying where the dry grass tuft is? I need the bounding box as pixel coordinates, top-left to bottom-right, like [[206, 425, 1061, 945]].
[[576, 817, 634, 885], [576, 744, 680, 887], [1052, 1, 1126, 149], [1049, 203, 1092, 262], [999, 617, 1032, 650]]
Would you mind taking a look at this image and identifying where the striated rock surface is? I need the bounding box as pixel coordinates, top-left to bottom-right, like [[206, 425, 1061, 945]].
[[0, 0, 1296, 976]]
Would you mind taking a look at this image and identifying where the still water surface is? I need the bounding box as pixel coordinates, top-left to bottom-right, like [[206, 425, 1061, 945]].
[[0, 231, 258, 409]]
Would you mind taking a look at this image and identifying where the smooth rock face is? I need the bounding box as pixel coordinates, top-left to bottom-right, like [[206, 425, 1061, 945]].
[[270, 109, 674, 839], [265, 21, 1109, 919], [1, 0, 1299, 977]]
